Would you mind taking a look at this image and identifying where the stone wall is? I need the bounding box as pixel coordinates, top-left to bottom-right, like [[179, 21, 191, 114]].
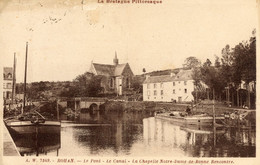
[[104, 101, 255, 116]]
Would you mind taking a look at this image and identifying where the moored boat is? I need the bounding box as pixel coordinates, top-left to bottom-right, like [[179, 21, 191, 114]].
[[4, 110, 61, 135], [4, 42, 61, 136], [155, 112, 224, 125]]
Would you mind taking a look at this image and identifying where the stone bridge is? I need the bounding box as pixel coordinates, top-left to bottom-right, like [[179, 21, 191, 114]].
[[58, 97, 107, 112]]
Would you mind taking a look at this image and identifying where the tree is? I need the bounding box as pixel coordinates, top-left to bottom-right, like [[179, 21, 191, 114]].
[[214, 55, 221, 68], [232, 30, 256, 108], [183, 56, 201, 69], [200, 58, 225, 101], [191, 67, 202, 102], [203, 59, 212, 67], [86, 75, 103, 96], [60, 72, 102, 97], [183, 57, 202, 102], [220, 44, 234, 105], [131, 76, 145, 94]]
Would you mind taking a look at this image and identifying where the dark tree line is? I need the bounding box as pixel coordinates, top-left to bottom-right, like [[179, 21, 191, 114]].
[[59, 72, 103, 97], [15, 73, 103, 100], [187, 29, 256, 108]]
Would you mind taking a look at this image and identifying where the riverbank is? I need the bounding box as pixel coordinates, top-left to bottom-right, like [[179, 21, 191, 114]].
[[104, 100, 255, 116], [104, 100, 256, 128]]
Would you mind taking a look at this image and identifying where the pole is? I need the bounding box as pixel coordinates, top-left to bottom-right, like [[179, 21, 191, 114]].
[[227, 86, 230, 105], [11, 53, 16, 105], [237, 89, 239, 107], [23, 42, 28, 114], [57, 99, 60, 121], [213, 88, 216, 126], [213, 124, 216, 146]]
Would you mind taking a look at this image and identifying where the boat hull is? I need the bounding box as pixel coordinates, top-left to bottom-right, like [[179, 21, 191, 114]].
[[155, 113, 224, 125], [5, 120, 61, 135]]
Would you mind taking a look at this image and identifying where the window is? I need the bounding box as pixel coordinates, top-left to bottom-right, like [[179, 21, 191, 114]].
[[7, 83, 12, 89], [184, 89, 187, 93], [147, 84, 150, 89], [161, 90, 163, 95], [7, 73, 12, 79], [154, 84, 157, 88], [126, 77, 129, 88], [173, 82, 175, 86], [173, 89, 175, 94], [148, 97, 149, 100], [184, 81, 187, 85], [147, 91, 150, 96], [179, 81, 180, 84], [125, 77, 131, 88], [160, 83, 163, 88], [110, 78, 114, 88], [154, 90, 157, 96]]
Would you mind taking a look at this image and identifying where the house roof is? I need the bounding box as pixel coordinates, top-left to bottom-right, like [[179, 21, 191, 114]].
[[143, 69, 193, 84], [3, 67, 13, 79], [174, 69, 193, 81], [92, 63, 130, 77], [114, 63, 127, 76], [143, 75, 175, 83], [92, 63, 115, 76]]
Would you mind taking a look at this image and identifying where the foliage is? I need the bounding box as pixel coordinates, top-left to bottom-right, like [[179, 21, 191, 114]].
[[191, 29, 256, 108], [131, 76, 145, 93], [59, 72, 103, 97], [183, 57, 203, 101], [183, 56, 201, 69], [200, 58, 226, 99]]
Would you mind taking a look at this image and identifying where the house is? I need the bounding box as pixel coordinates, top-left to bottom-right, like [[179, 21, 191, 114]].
[[89, 53, 134, 95], [3, 67, 13, 102], [143, 69, 194, 102]]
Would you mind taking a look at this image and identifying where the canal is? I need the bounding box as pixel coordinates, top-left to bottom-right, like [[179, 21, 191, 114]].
[[12, 110, 255, 157]]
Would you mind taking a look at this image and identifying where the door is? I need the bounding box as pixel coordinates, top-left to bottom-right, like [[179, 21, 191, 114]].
[[178, 97, 182, 103]]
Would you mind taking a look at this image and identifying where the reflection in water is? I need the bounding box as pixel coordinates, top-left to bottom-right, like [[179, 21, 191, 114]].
[[11, 127, 61, 156], [143, 118, 255, 157], [12, 111, 255, 157]]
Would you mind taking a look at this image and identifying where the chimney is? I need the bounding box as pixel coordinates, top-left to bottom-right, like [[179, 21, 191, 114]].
[[113, 51, 119, 65]]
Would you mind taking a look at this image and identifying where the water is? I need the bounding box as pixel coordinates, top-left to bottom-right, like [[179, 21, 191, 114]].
[[13, 110, 255, 157]]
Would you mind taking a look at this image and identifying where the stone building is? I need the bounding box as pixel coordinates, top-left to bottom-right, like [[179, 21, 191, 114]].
[[89, 53, 134, 95], [3, 67, 13, 101], [143, 69, 194, 102]]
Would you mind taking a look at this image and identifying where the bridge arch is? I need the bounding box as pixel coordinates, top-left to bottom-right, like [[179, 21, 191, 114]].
[[89, 103, 98, 111], [99, 104, 106, 111]]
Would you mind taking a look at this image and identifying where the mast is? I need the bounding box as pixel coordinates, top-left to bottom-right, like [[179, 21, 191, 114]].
[[11, 53, 16, 105], [23, 42, 28, 113]]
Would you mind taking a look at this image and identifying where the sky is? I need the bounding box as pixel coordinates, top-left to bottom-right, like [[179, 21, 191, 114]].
[[0, 0, 257, 83]]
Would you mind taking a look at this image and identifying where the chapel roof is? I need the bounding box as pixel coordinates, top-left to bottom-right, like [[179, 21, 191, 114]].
[[92, 63, 130, 77]]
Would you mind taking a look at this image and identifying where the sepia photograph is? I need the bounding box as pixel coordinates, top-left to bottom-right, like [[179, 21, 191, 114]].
[[1, 0, 258, 164]]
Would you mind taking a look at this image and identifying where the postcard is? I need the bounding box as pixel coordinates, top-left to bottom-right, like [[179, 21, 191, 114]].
[[1, 0, 259, 165]]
